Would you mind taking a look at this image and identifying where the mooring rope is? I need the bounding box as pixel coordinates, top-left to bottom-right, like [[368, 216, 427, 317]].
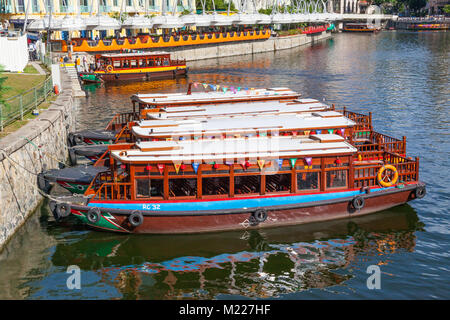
[[0, 149, 66, 203]]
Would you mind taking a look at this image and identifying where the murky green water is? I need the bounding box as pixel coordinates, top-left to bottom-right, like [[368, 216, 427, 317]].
[[0, 31, 448, 299]]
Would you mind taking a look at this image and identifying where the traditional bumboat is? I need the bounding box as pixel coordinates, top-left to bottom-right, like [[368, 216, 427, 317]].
[[78, 52, 187, 82], [43, 97, 405, 196], [342, 23, 381, 33], [49, 132, 425, 234]]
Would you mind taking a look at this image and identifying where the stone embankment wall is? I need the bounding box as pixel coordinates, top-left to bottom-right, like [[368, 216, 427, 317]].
[[168, 31, 332, 61], [0, 69, 76, 251]]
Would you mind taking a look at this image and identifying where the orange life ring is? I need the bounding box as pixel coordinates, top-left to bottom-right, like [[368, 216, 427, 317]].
[[377, 165, 398, 187], [106, 65, 113, 73]]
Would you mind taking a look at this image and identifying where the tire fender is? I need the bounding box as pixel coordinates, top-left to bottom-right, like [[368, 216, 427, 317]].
[[87, 207, 101, 224], [129, 210, 144, 227]]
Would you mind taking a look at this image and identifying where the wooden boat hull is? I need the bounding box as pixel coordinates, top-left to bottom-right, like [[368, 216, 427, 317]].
[[66, 183, 425, 234], [81, 67, 188, 83]]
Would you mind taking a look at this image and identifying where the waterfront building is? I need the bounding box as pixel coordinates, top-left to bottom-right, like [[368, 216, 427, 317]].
[[426, 0, 449, 15]]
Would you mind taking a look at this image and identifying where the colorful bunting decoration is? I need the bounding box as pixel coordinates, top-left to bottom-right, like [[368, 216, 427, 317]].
[[290, 158, 297, 168], [328, 129, 334, 134], [340, 128, 345, 136], [192, 163, 199, 173], [304, 130, 310, 136], [304, 157, 312, 169], [278, 159, 284, 169], [174, 163, 181, 174], [257, 159, 265, 170], [146, 164, 152, 171], [316, 130, 321, 134], [157, 164, 165, 174]]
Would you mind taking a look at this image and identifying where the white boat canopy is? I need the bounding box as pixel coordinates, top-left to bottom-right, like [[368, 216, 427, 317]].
[[112, 136, 357, 163]]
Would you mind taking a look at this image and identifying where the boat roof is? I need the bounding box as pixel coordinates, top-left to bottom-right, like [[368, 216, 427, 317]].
[[133, 112, 355, 138], [131, 87, 301, 105], [111, 136, 357, 163], [145, 100, 330, 120], [99, 52, 170, 58]]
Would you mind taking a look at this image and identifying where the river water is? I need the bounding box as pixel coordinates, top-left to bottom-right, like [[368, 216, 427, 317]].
[[0, 31, 448, 300]]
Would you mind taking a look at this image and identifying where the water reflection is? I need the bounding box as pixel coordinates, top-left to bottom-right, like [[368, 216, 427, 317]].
[[44, 205, 422, 299]]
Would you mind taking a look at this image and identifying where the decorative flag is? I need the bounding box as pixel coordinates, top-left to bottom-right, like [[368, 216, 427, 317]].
[[202, 83, 208, 89], [278, 159, 284, 169], [292, 131, 297, 136], [193, 82, 198, 88], [216, 85, 220, 90], [290, 158, 297, 168], [304, 130, 310, 136], [157, 164, 165, 174], [223, 87, 228, 93], [146, 164, 152, 171], [257, 159, 265, 170], [304, 157, 312, 166], [316, 130, 321, 135], [237, 87, 241, 91], [180, 164, 186, 170], [174, 163, 181, 174], [213, 162, 219, 169], [225, 161, 233, 166], [241, 160, 247, 170], [328, 129, 334, 134], [192, 162, 199, 173], [340, 128, 345, 136], [166, 137, 173, 141]]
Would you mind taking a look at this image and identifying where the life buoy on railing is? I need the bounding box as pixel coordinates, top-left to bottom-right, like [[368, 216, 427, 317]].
[[106, 65, 113, 73], [377, 165, 399, 187]]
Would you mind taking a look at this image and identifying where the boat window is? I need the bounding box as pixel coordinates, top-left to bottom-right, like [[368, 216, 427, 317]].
[[169, 178, 197, 197], [135, 178, 164, 198], [163, 58, 169, 66], [326, 170, 348, 189], [149, 59, 154, 66], [113, 60, 121, 68], [234, 175, 261, 195], [123, 60, 129, 68], [130, 60, 137, 67], [297, 172, 320, 191], [202, 177, 229, 196], [265, 173, 291, 193]]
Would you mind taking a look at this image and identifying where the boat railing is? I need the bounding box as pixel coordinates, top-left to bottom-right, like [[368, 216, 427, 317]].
[[92, 182, 132, 201], [353, 151, 419, 188], [105, 112, 138, 131], [85, 170, 114, 196]]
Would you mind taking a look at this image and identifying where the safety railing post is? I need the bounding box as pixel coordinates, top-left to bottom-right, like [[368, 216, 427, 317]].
[[20, 95, 23, 120]]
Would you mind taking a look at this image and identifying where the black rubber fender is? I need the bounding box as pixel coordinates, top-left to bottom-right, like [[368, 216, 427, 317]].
[[129, 211, 144, 227], [56, 202, 71, 218], [252, 209, 268, 223], [37, 173, 51, 193], [49, 200, 59, 220], [415, 185, 426, 199], [352, 196, 365, 210], [73, 134, 84, 145], [68, 148, 77, 166], [87, 207, 101, 224]]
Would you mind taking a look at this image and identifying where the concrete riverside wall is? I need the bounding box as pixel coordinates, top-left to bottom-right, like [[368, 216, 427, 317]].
[[163, 31, 332, 62], [0, 69, 76, 251]]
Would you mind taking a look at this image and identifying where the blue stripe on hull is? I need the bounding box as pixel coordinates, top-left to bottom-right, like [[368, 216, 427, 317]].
[[88, 188, 392, 212]]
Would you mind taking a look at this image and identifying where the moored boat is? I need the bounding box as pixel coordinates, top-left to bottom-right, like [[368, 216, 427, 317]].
[[50, 134, 425, 233], [342, 23, 381, 33], [78, 52, 188, 82]]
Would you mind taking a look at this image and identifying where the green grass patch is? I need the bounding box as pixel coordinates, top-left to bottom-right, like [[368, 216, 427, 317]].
[[23, 64, 39, 74], [1, 73, 46, 99], [0, 93, 57, 139]]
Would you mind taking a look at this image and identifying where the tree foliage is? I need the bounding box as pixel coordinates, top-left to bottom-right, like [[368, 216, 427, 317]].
[[195, 0, 236, 12]]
